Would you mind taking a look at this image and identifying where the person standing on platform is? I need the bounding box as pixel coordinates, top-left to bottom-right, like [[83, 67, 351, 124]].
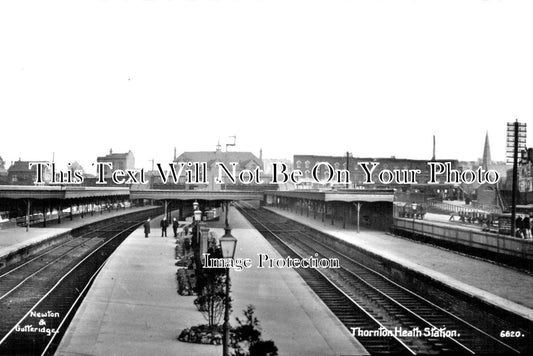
[[523, 215, 531, 240], [144, 218, 151, 238], [516, 216, 524, 238], [172, 217, 179, 237], [160, 217, 168, 237]]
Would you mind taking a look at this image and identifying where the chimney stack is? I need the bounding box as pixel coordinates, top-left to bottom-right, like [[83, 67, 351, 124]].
[[432, 135, 436, 161]]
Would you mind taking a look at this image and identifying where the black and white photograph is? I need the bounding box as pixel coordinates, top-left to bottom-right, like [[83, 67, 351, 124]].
[[0, 1, 532, 355]]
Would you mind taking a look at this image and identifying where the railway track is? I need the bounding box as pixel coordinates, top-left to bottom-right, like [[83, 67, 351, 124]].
[[0, 217, 151, 355], [236, 203, 527, 355]]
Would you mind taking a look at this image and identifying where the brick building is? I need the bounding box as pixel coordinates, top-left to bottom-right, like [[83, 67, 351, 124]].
[[7, 159, 51, 185], [174, 147, 265, 190], [96, 149, 135, 179], [293, 154, 459, 190]]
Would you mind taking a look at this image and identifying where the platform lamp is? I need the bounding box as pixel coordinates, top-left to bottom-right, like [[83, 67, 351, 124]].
[[193, 201, 202, 269], [220, 231, 237, 356]]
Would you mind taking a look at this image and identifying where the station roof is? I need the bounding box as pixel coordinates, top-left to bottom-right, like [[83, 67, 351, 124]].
[[266, 189, 395, 203], [0, 186, 130, 200], [0, 186, 395, 203], [129, 189, 264, 201]]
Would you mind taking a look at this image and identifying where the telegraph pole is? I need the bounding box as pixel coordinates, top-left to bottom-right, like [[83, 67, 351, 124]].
[[346, 151, 350, 189], [511, 121, 519, 237], [508, 120, 526, 237]]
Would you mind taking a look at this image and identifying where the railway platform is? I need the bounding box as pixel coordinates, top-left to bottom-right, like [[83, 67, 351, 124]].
[[263, 206, 533, 322], [56, 210, 367, 356], [0, 206, 157, 259]]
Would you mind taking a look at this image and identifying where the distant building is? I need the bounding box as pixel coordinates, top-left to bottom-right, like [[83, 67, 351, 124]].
[[471, 132, 507, 207], [7, 159, 51, 185], [295, 153, 457, 185], [174, 147, 265, 190], [293, 154, 464, 203], [0, 156, 7, 184], [262, 158, 293, 176], [96, 149, 135, 179], [262, 158, 294, 191], [501, 161, 533, 205]]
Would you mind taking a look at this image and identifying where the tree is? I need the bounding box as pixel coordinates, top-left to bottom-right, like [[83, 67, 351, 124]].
[[69, 161, 84, 174], [193, 248, 228, 327], [231, 305, 278, 356]]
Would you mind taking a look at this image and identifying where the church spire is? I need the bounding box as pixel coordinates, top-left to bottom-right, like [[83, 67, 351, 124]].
[[482, 131, 491, 170]]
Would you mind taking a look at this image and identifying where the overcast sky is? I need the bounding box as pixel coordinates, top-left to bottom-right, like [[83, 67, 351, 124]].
[[1, 0, 532, 174]]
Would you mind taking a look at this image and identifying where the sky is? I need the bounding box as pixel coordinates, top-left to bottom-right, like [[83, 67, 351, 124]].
[[1, 0, 532, 174]]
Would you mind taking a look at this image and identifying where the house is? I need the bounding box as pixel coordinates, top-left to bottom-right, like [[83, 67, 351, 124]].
[[96, 149, 135, 179], [7, 159, 51, 185], [174, 147, 264, 190]]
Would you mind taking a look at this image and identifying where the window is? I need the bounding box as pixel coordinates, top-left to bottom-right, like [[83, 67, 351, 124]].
[[296, 161, 302, 169], [305, 160, 310, 169]]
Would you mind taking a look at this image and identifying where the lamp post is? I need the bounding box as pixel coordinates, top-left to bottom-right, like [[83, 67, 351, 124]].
[[193, 201, 202, 269], [220, 230, 237, 356], [411, 201, 417, 237]]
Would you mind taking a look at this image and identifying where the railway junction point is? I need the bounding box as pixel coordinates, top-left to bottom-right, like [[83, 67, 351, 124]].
[[264, 206, 533, 322], [56, 209, 368, 356]]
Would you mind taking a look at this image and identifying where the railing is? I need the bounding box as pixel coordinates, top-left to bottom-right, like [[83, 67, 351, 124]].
[[393, 217, 533, 261], [425, 200, 500, 215], [469, 201, 502, 214]]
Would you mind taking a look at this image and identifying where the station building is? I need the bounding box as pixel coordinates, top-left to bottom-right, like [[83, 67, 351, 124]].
[[96, 149, 135, 179], [293, 154, 460, 200], [172, 147, 268, 191], [0, 156, 8, 185]]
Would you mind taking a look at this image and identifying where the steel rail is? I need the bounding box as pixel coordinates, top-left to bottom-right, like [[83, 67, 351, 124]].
[[0, 220, 125, 279], [240, 202, 522, 354], [236, 203, 416, 355], [0, 221, 142, 347]]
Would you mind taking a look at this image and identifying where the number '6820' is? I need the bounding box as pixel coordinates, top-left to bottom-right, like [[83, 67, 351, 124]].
[[500, 330, 523, 338]]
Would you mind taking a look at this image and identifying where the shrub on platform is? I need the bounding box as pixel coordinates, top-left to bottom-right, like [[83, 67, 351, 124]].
[[177, 305, 278, 356], [176, 268, 196, 296], [177, 324, 223, 345], [231, 305, 278, 356], [194, 250, 227, 327]]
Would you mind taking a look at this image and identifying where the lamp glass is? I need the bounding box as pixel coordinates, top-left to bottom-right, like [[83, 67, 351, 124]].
[[194, 210, 202, 221], [220, 235, 237, 259]]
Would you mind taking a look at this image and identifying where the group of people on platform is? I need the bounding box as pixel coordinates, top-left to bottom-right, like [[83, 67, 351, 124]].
[[515, 215, 532, 239], [448, 211, 533, 240], [143, 217, 181, 238], [449, 211, 494, 227], [398, 203, 425, 220]]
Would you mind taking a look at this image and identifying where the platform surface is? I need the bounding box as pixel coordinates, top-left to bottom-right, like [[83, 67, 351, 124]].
[[0, 206, 157, 258], [265, 206, 533, 322], [56, 209, 368, 356]]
